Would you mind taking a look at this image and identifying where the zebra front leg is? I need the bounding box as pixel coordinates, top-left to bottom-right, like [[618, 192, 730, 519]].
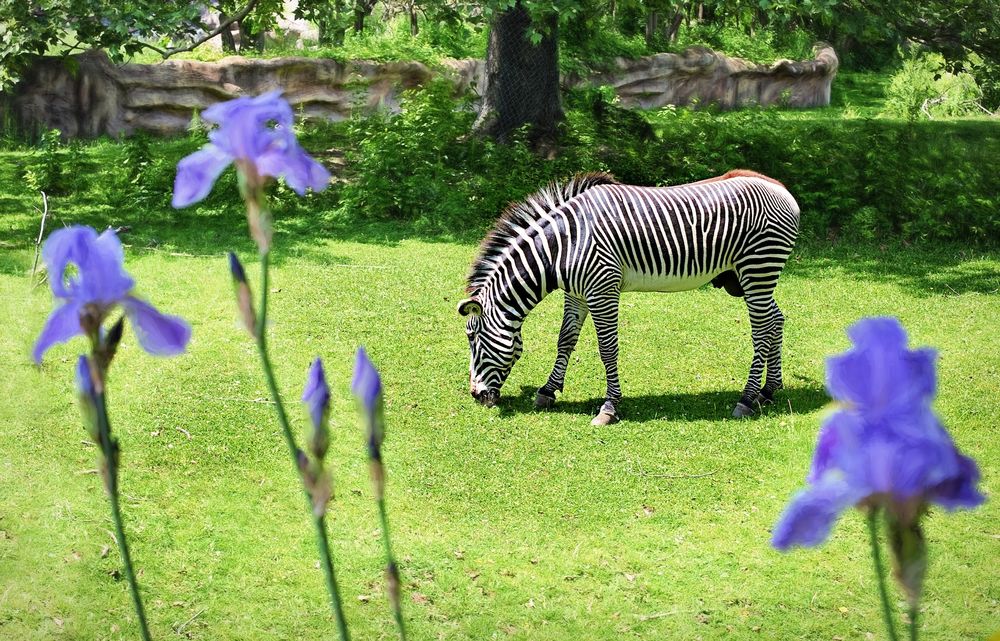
[[536, 294, 589, 409], [733, 291, 778, 418], [588, 289, 622, 426]]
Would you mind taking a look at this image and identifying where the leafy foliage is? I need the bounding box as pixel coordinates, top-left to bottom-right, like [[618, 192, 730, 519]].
[[21, 128, 66, 194], [0, 0, 203, 88], [332, 83, 1000, 243], [881, 50, 984, 120]]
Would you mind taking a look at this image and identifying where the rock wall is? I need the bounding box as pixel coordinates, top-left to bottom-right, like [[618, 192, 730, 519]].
[[584, 44, 838, 110], [2, 45, 836, 139]]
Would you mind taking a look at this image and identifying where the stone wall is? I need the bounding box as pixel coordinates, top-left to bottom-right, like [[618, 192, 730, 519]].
[[2, 45, 836, 139], [583, 44, 839, 110]]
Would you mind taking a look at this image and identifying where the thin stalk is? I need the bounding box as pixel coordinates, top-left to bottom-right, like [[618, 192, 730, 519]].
[[909, 604, 918, 641], [376, 494, 407, 641], [94, 391, 153, 641], [314, 515, 351, 641], [254, 250, 351, 641], [866, 510, 900, 641]]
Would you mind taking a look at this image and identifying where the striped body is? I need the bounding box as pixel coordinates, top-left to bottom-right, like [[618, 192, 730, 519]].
[[459, 170, 800, 420]]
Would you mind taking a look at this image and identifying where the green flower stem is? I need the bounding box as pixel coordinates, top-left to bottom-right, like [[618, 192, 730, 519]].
[[909, 604, 918, 641], [255, 249, 350, 641], [866, 509, 900, 641], [94, 391, 153, 641], [375, 489, 407, 641], [314, 514, 351, 641]]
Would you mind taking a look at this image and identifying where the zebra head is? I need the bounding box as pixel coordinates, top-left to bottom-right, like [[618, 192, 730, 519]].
[[458, 297, 523, 407]]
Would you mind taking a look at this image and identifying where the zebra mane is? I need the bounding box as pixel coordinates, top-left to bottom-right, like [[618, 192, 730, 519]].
[[466, 172, 619, 295]]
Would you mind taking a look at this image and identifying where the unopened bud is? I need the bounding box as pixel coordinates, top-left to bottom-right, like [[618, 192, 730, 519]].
[[75, 356, 99, 442], [227, 252, 257, 337], [105, 315, 125, 352], [296, 447, 310, 478], [97, 316, 125, 372], [367, 428, 382, 463], [302, 358, 330, 461], [228, 251, 248, 284]]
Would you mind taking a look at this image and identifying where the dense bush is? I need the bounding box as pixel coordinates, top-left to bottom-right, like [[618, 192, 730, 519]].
[[5, 87, 997, 246], [646, 107, 999, 242], [881, 50, 985, 119], [674, 22, 816, 64], [338, 86, 999, 243]]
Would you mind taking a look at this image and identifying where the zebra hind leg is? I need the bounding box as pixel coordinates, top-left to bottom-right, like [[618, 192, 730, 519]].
[[758, 300, 785, 407], [588, 287, 623, 426], [536, 294, 589, 410], [733, 289, 779, 418]]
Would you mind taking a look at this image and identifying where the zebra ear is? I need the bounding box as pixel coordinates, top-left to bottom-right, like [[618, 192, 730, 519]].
[[457, 298, 483, 317]]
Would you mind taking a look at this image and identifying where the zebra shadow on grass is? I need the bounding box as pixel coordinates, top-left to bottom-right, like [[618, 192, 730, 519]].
[[502, 379, 829, 423]]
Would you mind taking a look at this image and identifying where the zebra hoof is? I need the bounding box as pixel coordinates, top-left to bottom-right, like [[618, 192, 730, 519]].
[[591, 411, 619, 426], [535, 391, 556, 410], [732, 402, 755, 418]]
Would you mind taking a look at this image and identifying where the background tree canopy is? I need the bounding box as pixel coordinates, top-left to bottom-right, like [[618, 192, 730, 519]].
[[3, 0, 999, 119]]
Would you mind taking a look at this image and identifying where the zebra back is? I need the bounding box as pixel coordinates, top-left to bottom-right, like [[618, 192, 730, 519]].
[[466, 172, 618, 295]]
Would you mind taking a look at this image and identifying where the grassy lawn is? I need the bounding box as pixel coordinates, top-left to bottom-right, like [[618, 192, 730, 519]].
[[1, 176, 998, 640]]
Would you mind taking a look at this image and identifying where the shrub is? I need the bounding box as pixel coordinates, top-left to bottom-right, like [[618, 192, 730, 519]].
[[675, 23, 813, 64], [882, 50, 984, 120], [22, 129, 66, 195], [10, 89, 998, 247]]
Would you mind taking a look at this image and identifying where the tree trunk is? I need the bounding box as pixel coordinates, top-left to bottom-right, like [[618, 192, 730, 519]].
[[354, 0, 378, 32], [409, 1, 418, 36], [219, 12, 237, 53], [645, 10, 660, 47], [471, 2, 563, 149], [666, 9, 684, 42], [238, 20, 266, 53]]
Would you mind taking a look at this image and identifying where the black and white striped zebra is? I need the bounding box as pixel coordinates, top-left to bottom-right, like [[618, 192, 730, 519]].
[[458, 170, 800, 424]]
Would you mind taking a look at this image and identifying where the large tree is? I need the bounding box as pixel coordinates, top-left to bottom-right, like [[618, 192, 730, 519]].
[[471, 1, 564, 148]]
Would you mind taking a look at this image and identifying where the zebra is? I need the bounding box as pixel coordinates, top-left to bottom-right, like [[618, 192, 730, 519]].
[[458, 169, 800, 425]]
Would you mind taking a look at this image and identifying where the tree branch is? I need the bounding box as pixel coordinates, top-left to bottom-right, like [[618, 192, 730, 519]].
[[145, 0, 263, 59]]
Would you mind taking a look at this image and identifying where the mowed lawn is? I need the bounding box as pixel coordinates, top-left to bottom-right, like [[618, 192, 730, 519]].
[[0, 209, 998, 640]]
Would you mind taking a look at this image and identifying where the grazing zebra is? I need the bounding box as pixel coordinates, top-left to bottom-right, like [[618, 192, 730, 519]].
[[458, 170, 800, 425]]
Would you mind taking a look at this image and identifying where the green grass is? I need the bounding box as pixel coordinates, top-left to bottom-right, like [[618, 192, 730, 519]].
[[1, 182, 998, 640]]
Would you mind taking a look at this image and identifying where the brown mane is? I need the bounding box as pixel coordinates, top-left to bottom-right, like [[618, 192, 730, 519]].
[[694, 169, 785, 188], [466, 172, 619, 295]]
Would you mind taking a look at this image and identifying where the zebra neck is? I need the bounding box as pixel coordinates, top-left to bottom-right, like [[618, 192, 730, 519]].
[[482, 233, 558, 323]]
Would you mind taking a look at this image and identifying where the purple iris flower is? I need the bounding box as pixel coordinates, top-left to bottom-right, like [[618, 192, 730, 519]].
[[171, 91, 330, 208], [351, 347, 382, 413], [33, 226, 191, 363], [302, 357, 331, 430], [772, 317, 984, 550]]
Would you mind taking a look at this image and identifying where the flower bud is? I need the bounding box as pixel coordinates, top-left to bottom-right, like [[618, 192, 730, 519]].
[[75, 356, 99, 442], [228, 251, 248, 284], [227, 252, 257, 337], [301, 358, 330, 461], [96, 316, 125, 372]]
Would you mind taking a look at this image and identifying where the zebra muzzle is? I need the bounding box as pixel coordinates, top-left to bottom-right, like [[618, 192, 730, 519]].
[[473, 389, 500, 407]]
